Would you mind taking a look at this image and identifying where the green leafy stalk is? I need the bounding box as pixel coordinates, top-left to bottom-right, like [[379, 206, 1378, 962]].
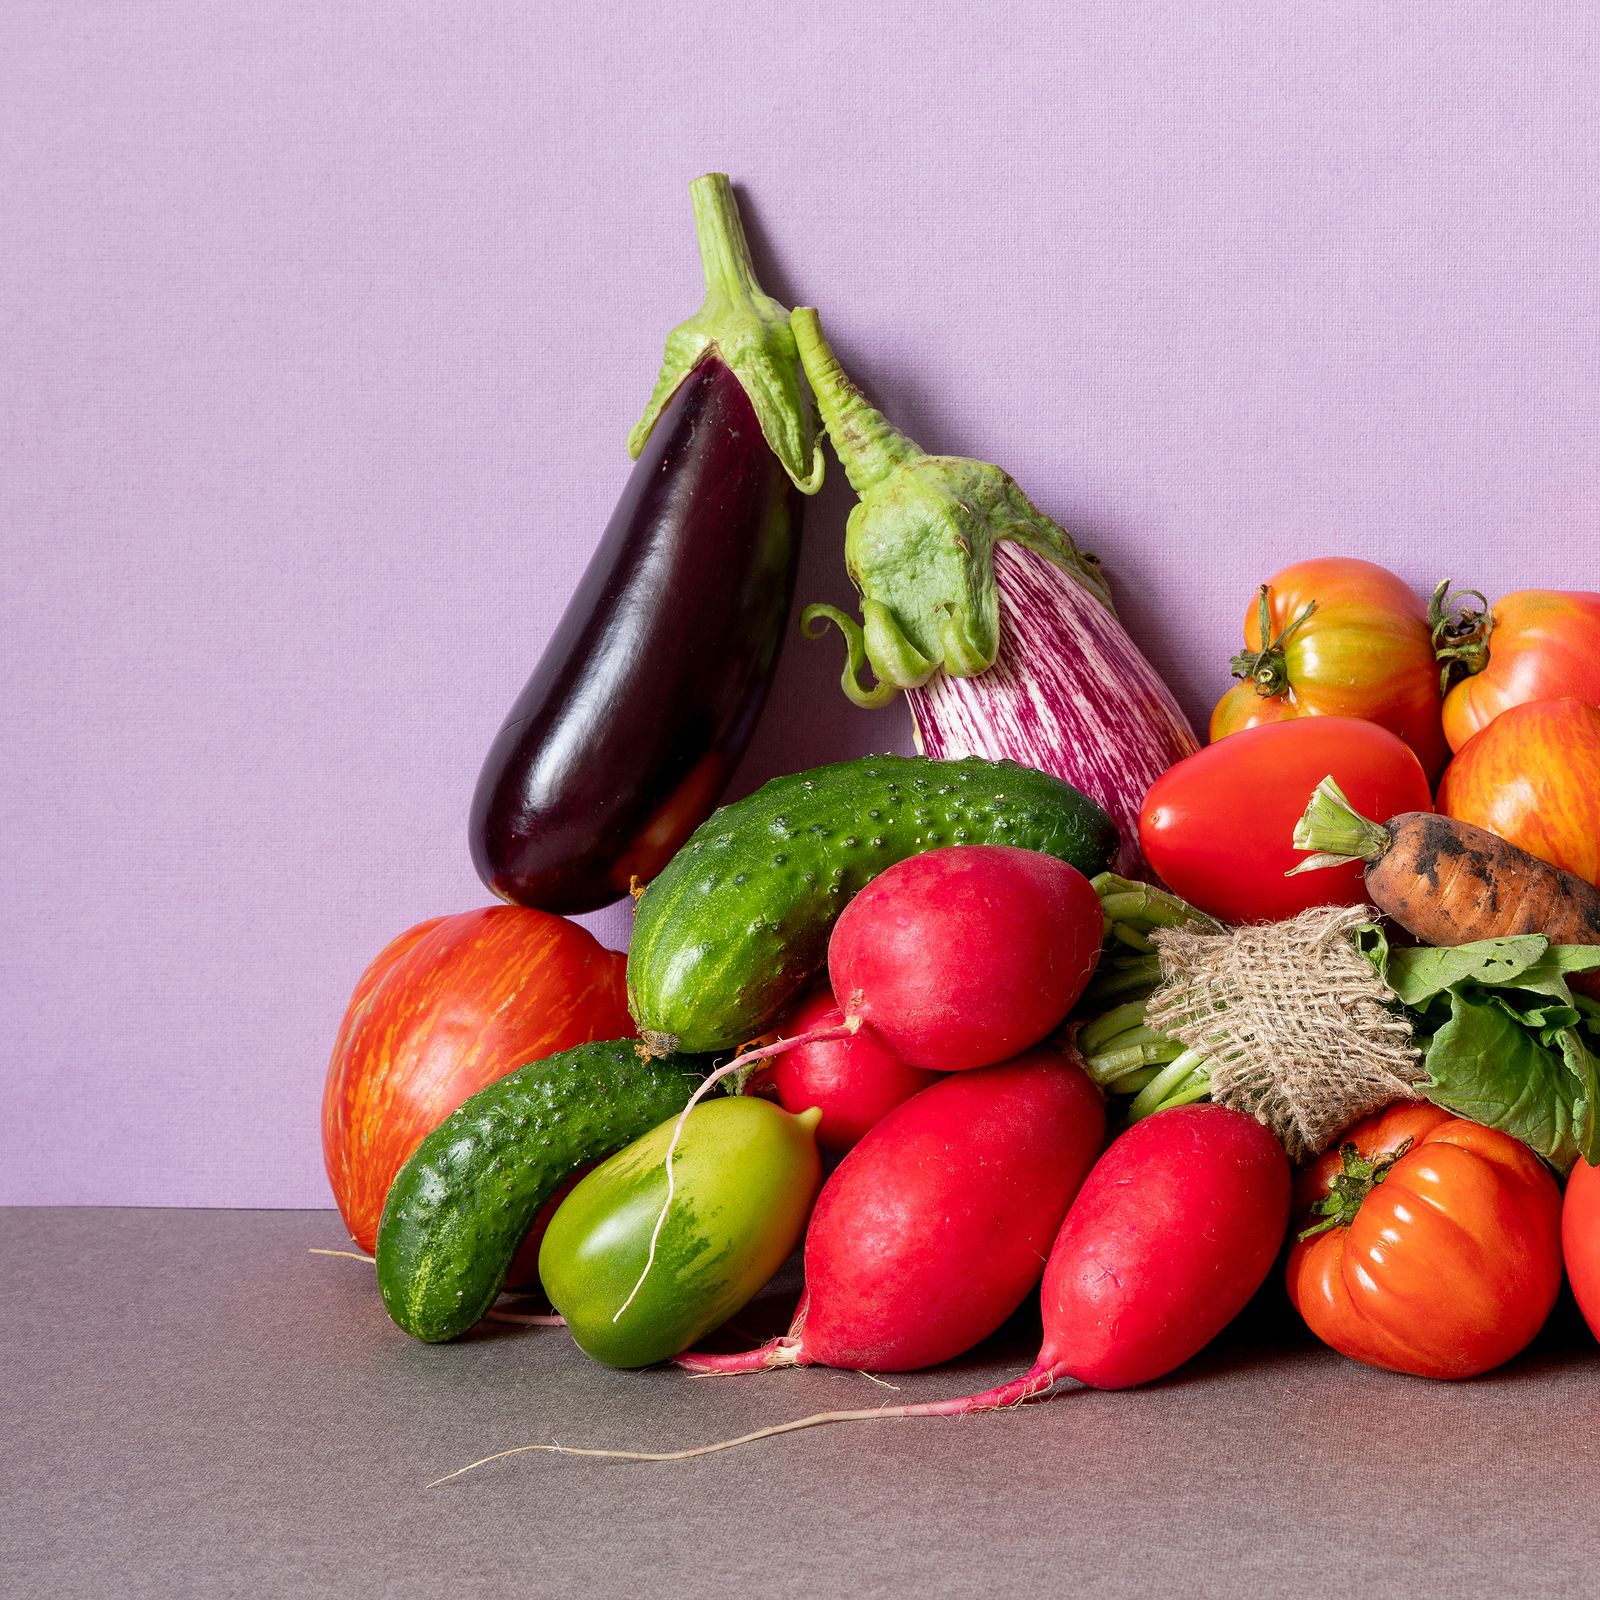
[[1127, 1049, 1212, 1122], [790, 306, 1113, 709], [630, 174, 823, 494]]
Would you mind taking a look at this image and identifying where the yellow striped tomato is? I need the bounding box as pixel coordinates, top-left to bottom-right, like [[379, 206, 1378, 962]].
[[1211, 558, 1447, 779]]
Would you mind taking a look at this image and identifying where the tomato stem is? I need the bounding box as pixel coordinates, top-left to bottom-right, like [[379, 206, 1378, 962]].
[[1297, 1136, 1413, 1239], [1428, 580, 1495, 693], [1229, 586, 1316, 699]]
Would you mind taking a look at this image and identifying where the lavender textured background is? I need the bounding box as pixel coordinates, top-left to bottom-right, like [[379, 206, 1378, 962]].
[[5, 3, 1599, 1206]]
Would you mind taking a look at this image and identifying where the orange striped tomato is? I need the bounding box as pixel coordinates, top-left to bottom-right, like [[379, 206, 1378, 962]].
[[1211, 558, 1447, 779], [1436, 697, 1600, 887], [321, 906, 632, 1254], [1435, 586, 1600, 752]]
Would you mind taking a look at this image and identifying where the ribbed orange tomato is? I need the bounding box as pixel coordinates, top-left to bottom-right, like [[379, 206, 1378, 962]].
[[1434, 585, 1600, 752], [1287, 1104, 1563, 1379], [1436, 697, 1600, 887], [1211, 558, 1447, 778], [321, 906, 632, 1253]]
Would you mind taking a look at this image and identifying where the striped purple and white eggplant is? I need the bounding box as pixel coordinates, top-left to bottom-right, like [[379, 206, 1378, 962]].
[[791, 308, 1197, 875], [910, 543, 1197, 876]]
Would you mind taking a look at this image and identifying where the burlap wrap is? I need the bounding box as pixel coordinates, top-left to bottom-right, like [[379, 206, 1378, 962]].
[[1145, 904, 1423, 1163]]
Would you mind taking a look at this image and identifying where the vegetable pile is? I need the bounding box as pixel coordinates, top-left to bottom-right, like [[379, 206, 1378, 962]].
[[320, 174, 1600, 1476]]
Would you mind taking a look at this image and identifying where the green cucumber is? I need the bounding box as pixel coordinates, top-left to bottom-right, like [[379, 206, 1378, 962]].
[[374, 1039, 705, 1343], [628, 754, 1118, 1055]]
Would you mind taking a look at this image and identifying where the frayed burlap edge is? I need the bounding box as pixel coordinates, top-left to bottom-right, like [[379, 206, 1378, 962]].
[[1145, 904, 1423, 1163]]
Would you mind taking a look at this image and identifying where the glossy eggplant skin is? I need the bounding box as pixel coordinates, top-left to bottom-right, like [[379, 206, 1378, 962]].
[[470, 356, 801, 914]]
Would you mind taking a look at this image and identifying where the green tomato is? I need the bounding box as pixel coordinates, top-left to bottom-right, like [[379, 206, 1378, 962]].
[[539, 1095, 821, 1369]]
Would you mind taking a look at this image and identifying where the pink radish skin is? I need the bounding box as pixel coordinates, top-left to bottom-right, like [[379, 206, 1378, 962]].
[[974, 1103, 1292, 1397], [751, 989, 941, 1151], [828, 844, 1103, 1072], [680, 1047, 1106, 1375]]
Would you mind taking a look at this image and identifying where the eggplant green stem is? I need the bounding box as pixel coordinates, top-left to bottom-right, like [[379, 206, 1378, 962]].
[[690, 174, 762, 307], [630, 174, 823, 494], [1289, 776, 1391, 873], [790, 308, 922, 494], [790, 305, 1114, 709]]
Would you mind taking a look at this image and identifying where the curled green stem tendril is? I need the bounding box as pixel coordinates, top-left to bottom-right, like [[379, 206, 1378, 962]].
[[1428, 580, 1495, 693], [800, 604, 898, 709]]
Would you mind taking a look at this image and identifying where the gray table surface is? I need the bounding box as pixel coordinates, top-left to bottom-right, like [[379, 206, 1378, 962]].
[[3, 1207, 1597, 1599]]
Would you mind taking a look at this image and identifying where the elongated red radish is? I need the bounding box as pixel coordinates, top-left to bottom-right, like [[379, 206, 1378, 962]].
[[828, 844, 1104, 1071], [679, 1107, 1287, 1434], [680, 1047, 1105, 1375], [750, 989, 941, 1151]]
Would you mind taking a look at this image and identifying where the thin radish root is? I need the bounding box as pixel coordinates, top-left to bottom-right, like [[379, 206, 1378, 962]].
[[426, 1366, 1065, 1483], [486, 1310, 567, 1328], [308, 1247, 376, 1264], [676, 1337, 801, 1375], [609, 1019, 859, 1325]]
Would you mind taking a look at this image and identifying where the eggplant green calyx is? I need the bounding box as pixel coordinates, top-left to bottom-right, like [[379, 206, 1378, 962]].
[[1229, 585, 1316, 699], [630, 173, 823, 494], [1289, 775, 1392, 874], [791, 306, 1113, 710], [1297, 1137, 1413, 1240], [1428, 579, 1494, 693]]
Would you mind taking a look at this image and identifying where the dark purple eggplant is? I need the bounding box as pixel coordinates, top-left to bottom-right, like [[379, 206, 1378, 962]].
[[469, 174, 822, 914]]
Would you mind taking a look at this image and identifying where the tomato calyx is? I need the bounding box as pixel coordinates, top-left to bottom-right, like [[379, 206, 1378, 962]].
[[1428, 580, 1495, 693], [1229, 585, 1318, 699], [1298, 1136, 1414, 1240]]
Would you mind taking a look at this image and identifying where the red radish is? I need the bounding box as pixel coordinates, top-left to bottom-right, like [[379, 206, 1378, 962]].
[[680, 1047, 1105, 1375], [751, 988, 941, 1151], [678, 1107, 1286, 1439], [828, 844, 1104, 1071]]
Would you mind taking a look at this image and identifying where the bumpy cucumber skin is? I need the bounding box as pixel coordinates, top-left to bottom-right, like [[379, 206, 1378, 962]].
[[628, 755, 1119, 1054], [374, 1040, 705, 1343]]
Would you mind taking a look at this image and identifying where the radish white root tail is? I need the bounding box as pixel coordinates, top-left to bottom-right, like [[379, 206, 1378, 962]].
[[427, 1367, 1065, 1483]]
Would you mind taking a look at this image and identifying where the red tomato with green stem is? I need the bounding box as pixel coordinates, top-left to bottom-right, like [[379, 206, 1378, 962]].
[[1564, 1158, 1600, 1343], [1211, 558, 1447, 779], [1138, 717, 1433, 924], [1433, 584, 1600, 752], [1437, 697, 1600, 888], [1287, 1103, 1564, 1379]]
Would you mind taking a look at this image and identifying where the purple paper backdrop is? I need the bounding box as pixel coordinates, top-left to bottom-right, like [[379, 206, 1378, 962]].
[[5, 4, 1599, 1206]]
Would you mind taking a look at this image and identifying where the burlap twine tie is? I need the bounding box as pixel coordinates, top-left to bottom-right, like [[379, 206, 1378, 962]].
[[1144, 904, 1424, 1163]]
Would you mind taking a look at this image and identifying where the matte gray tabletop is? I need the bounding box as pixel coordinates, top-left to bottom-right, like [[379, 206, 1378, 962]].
[[3, 1207, 1597, 1599]]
